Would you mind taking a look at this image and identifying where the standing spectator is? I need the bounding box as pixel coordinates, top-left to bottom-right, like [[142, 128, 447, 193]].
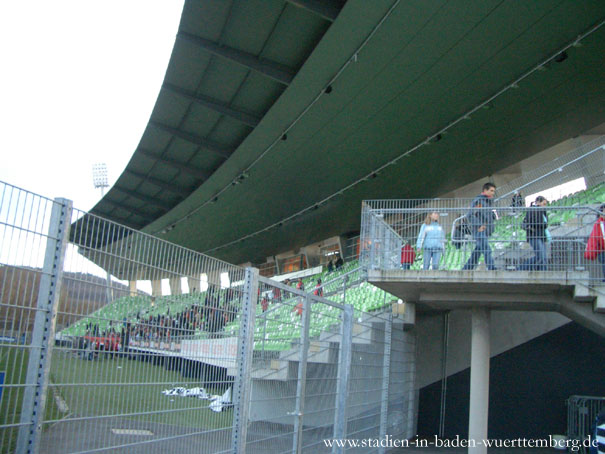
[[511, 191, 524, 213], [519, 196, 550, 271], [296, 278, 304, 291], [416, 211, 446, 270], [314, 278, 323, 297], [272, 285, 281, 302], [261, 296, 269, 312], [335, 255, 344, 269], [585, 204, 605, 281], [400, 242, 415, 270], [462, 182, 497, 271], [327, 260, 334, 273]]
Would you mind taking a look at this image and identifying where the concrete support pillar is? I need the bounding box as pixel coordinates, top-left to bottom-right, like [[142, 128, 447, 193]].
[[585, 173, 605, 189], [169, 277, 182, 295], [188, 276, 201, 294], [206, 270, 222, 288], [151, 279, 162, 297], [468, 308, 490, 454], [129, 280, 137, 297]]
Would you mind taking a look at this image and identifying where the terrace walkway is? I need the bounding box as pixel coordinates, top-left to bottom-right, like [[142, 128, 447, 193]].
[[368, 269, 605, 336]]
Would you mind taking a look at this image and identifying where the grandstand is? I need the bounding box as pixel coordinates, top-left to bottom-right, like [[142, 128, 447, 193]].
[[60, 259, 396, 351], [2, 2, 605, 454]]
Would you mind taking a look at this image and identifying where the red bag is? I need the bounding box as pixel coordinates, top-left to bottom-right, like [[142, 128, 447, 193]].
[[401, 244, 416, 264], [585, 219, 605, 260]]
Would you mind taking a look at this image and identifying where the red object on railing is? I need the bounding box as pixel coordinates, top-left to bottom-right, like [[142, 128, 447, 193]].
[[401, 243, 416, 264], [585, 218, 605, 260]]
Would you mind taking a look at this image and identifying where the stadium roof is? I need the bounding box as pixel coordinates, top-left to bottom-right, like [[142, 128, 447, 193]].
[[87, 0, 605, 265]]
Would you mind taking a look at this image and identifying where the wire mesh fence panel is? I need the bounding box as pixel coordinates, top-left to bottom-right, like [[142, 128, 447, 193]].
[[338, 283, 416, 453], [243, 277, 346, 454], [0, 183, 68, 454], [37, 206, 248, 454], [361, 196, 605, 283], [567, 395, 605, 454], [292, 270, 417, 453], [2, 178, 419, 454]]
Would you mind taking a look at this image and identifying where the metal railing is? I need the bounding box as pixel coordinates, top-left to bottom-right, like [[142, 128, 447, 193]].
[[494, 137, 605, 204], [0, 180, 416, 454], [567, 395, 605, 454], [360, 197, 605, 282]]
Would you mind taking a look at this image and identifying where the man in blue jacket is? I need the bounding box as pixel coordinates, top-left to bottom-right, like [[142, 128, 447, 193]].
[[462, 183, 497, 271]]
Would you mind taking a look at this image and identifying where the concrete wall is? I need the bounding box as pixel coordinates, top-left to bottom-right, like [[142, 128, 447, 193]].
[[417, 321, 605, 439], [415, 310, 569, 389]]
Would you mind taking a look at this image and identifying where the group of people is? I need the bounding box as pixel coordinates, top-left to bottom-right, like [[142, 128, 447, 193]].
[[78, 287, 242, 360], [258, 276, 325, 316], [401, 182, 553, 271], [326, 256, 344, 272]]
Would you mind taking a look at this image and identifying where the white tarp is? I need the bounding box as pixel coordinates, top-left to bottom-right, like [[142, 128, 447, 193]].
[[161, 386, 232, 412]]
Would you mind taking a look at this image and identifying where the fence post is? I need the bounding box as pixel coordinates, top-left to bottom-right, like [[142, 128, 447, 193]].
[[231, 267, 259, 454], [332, 304, 354, 454], [17, 198, 72, 454], [292, 294, 312, 453], [378, 312, 392, 454], [369, 213, 377, 269]]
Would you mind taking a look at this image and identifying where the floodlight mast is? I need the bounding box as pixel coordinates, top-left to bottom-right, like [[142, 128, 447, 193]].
[[92, 162, 109, 196], [91, 162, 113, 303]]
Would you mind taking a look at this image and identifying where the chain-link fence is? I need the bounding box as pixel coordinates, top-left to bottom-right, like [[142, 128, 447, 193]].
[[0, 180, 417, 454]]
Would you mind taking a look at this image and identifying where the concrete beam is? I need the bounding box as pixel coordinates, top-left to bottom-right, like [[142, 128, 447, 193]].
[[188, 276, 201, 294], [163, 83, 261, 128], [125, 169, 190, 197], [369, 269, 605, 338], [129, 280, 137, 297], [137, 148, 211, 181], [169, 277, 182, 295], [98, 199, 158, 223], [151, 280, 162, 297], [286, 0, 341, 21], [150, 121, 234, 159], [178, 32, 294, 85], [113, 186, 174, 210]]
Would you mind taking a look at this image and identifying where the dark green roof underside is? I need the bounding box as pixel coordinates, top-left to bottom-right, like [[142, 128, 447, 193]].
[[91, 0, 605, 265]]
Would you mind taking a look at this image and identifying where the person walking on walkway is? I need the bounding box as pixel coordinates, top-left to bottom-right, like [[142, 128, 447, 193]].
[[519, 196, 550, 271], [462, 182, 497, 271]]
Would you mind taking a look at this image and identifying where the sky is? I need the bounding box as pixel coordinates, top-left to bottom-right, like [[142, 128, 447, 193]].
[[0, 1, 185, 212]]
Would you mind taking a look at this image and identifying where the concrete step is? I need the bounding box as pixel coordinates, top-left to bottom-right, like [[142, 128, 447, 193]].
[[250, 312, 393, 381], [595, 295, 605, 313], [250, 359, 294, 380], [573, 283, 597, 303], [318, 323, 374, 345], [278, 340, 337, 364]]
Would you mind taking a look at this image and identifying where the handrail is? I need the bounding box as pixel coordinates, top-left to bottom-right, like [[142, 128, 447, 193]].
[[494, 142, 605, 202]]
